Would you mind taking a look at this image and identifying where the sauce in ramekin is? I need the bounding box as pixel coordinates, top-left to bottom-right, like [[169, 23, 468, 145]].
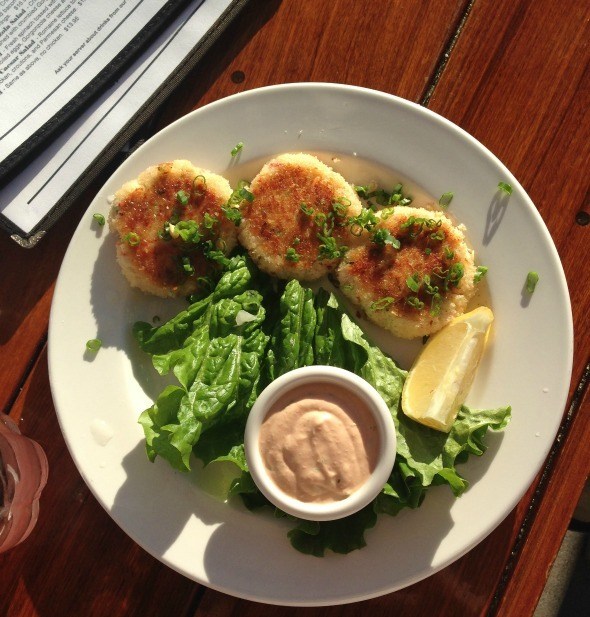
[[258, 383, 380, 503]]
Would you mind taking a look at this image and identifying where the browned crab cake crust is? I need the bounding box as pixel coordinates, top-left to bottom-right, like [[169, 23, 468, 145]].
[[337, 206, 476, 339], [108, 160, 236, 297], [238, 153, 362, 280]]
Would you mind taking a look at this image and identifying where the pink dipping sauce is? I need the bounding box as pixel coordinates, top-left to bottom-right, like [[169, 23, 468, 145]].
[[258, 383, 380, 503]]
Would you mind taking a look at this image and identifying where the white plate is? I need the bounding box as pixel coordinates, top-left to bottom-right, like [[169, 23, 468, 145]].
[[48, 83, 573, 606]]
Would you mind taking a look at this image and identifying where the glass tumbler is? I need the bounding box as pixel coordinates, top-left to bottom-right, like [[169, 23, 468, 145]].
[[0, 413, 49, 554]]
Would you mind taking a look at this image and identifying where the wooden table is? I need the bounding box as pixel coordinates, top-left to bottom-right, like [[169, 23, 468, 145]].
[[1, 0, 588, 615]]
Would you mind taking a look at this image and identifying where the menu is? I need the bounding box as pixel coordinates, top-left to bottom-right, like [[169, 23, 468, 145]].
[[0, 0, 248, 245], [0, 0, 188, 177]]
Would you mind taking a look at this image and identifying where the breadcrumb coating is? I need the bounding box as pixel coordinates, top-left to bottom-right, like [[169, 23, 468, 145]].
[[108, 160, 236, 298], [238, 153, 362, 280], [337, 206, 476, 339]]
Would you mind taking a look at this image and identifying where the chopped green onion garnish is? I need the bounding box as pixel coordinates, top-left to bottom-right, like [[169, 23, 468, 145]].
[[332, 197, 350, 216], [231, 141, 244, 157], [348, 208, 378, 233], [300, 203, 315, 216], [222, 204, 242, 226], [400, 216, 440, 238], [93, 213, 105, 226], [444, 246, 455, 260], [406, 274, 421, 293], [192, 174, 207, 192], [498, 181, 513, 195], [430, 293, 443, 316], [422, 275, 439, 296], [292, 237, 301, 246], [317, 234, 346, 260], [525, 271, 539, 293], [371, 227, 400, 249], [406, 296, 425, 310], [202, 213, 218, 229], [314, 212, 327, 227], [447, 262, 464, 287], [439, 192, 454, 208], [176, 190, 190, 206], [205, 247, 230, 266], [285, 247, 301, 262], [430, 230, 445, 241], [370, 297, 394, 311], [237, 187, 254, 202], [86, 338, 102, 352], [173, 220, 202, 244], [181, 256, 195, 275], [474, 266, 488, 284], [380, 207, 395, 221], [124, 232, 140, 246], [355, 182, 412, 207], [226, 183, 253, 209]]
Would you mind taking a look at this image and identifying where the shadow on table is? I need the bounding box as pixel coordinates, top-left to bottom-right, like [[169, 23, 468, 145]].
[[0, 206, 82, 346], [153, 0, 283, 129]]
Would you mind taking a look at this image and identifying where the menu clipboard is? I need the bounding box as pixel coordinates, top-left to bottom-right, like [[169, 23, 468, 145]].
[[0, 0, 250, 247]]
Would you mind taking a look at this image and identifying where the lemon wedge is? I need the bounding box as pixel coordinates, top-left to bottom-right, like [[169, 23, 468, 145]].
[[401, 306, 494, 432]]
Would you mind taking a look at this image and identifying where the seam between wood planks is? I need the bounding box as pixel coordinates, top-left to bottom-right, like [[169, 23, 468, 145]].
[[420, 0, 477, 106], [3, 335, 48, 418], [487, 360, 590, 616], [183, 584, 209, 617]]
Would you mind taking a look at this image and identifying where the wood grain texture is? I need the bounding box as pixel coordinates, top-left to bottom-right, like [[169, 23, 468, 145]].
[[0, 348, 199, 617], [156, 0, 470, 126], [0, 208, 78, 414], [495, 377, 590, 616]]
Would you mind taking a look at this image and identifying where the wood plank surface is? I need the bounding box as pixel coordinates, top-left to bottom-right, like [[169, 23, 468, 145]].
[[0, 209, 79, 414], [156, 0, 471, 124], [1, 0, 588, 615], [0, 348, 200, 617], [495, 378, 590, 616]]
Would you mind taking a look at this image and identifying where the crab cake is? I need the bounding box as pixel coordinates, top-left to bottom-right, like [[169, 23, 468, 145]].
[[337, 206, 476, 339], [238, 153, 362, 280], [108, 160, 237, 298]]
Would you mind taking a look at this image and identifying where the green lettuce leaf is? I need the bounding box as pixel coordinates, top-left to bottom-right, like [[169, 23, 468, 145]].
[[266, 280, 316, 381], [136, 254, 269, 472], [314, 288, 368, 371], [133, 295, 212, 356], [287, 505, 378, 556], [137, 385, 199, 471]]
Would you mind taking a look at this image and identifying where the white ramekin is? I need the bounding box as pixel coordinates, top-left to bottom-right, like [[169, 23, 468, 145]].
[[244, 366, 397, 521]]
